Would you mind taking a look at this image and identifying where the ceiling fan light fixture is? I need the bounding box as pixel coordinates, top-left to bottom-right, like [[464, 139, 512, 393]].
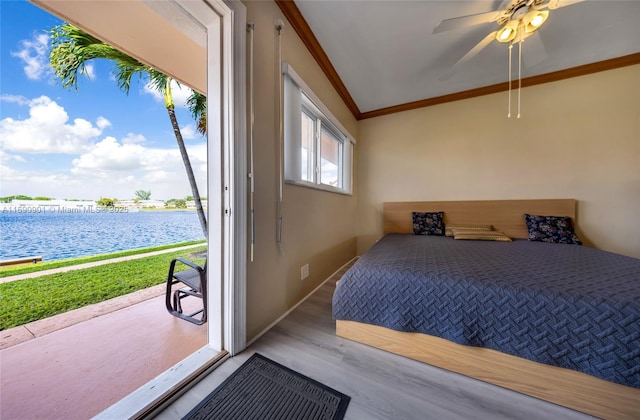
[[523, 10, 549, 33], [496, 20, 519, 43]]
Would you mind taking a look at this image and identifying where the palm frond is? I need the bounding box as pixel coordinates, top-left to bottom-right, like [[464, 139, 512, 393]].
[[187, 91, 207, 135], [146, 71, 175, 108], [50, 23, 147, 91]]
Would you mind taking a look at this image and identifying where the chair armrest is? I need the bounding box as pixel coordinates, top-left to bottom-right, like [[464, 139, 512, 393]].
[[171, 257, 205, 272], [167, 257, 205, 283]]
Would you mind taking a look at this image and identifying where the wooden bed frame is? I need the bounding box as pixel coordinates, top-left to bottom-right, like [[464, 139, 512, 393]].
[[336, 199, 640, 419]]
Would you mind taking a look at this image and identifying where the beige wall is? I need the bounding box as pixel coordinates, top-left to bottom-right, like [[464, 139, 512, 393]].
[[245, 1, 359, 340], [357, 65, 640, 259]]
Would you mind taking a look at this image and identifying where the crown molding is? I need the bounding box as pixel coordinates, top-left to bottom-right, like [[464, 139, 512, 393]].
[[359, 53, 640, 120]]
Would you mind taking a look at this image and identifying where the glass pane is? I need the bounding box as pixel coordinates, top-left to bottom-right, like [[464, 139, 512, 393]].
[[300, 112, 315, 182], [320, 127, 340, 187]]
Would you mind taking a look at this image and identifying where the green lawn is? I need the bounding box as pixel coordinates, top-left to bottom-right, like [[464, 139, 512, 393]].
[[0, 245, 206, 330], [0, 240, 205, 277]]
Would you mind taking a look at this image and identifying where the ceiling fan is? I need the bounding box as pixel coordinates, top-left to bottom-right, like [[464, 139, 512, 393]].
[[434, 0, 585, 117], [434, 0, 585, 68]]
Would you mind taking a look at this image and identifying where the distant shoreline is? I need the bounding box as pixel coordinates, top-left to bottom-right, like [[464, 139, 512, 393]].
[[0, 199, 208, 214]]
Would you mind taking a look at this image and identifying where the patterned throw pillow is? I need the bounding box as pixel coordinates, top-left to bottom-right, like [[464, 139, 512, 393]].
[[412, 211, 444, 236], [524, 214, 582, 245]]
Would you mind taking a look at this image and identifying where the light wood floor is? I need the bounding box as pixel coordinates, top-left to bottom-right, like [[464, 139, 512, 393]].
[[154, 266, 594, 420]]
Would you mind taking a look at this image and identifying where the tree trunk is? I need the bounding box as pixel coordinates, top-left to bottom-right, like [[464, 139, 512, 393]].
[[166, 107, 208, 237]]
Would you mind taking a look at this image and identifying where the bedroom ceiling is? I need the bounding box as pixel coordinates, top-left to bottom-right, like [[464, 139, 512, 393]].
[[291, 0, 640, 116]]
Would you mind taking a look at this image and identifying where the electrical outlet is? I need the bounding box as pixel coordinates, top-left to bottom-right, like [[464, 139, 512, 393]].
[[301, 264, 309, 280]]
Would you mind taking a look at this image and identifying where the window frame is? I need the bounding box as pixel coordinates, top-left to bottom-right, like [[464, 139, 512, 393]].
[[300, 107, 316, 183], [283, 62, 354, 196]]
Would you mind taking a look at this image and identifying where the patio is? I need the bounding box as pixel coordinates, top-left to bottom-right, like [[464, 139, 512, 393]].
[[0, 286, 207, 420]]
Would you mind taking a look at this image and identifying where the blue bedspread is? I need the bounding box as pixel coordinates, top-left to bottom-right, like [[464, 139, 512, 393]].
[[332, 234, 640, 388]]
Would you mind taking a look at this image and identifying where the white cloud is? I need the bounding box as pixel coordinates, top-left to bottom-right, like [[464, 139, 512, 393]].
[[61, 138, 206, 199], [1, 150, 207, 200], [11, 33, 51, 80], [0, 150, 26, 164], [1, 98, 207, 200], [71, 136, 206, 177], [180, 124, 197, 140], [0, 160, 76, 197], [0, 150, 10, 164], [0, 94, 30, 106], [142, 170, 177, 183], [72, 136, 147, 172], [84, 63, 96, 80], [186, 144, 207, 168], [96, 116, 111, 130], [143, 79, 192, 108], [122, 133, 146, 145], [0, 163, 23, 185], [71, 136, 207, 175], [0, 96, 109, 154]]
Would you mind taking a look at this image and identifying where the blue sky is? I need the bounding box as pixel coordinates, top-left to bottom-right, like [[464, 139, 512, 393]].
[[0, 0, 207, 201]]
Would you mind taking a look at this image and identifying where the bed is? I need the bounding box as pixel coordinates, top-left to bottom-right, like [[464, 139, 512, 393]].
[[333, 199, 640, 419]]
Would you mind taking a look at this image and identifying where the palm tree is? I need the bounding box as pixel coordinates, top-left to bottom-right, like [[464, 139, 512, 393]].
[[49, 23, 208, 236]]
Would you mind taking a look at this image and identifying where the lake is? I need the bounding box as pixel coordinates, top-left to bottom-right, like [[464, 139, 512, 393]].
[[0, 209, 205, 262]]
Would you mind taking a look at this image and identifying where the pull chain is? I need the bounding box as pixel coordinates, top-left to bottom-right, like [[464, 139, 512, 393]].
[[518, 39, 522, 119], [508, 44, 513, 118]]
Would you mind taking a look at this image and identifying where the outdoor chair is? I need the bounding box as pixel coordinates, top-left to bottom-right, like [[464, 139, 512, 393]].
[[165, 257, 207, 325]]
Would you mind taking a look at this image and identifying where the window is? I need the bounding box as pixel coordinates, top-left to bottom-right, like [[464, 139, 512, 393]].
[[300, 95, 343, 188], [283, 63, 354, 195]]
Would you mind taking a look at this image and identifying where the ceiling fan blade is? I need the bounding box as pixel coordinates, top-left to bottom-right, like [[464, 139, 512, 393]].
[[438, 30, 498, 81], [433, 10, 501, 34], [521, 32, 548, 67], [452, 31, 498, 69], [547, 0, 586, 10], [497, 0, 512, 10]]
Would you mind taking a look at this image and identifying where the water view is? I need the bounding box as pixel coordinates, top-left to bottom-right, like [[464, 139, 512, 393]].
[[0, 210, 205, 262]]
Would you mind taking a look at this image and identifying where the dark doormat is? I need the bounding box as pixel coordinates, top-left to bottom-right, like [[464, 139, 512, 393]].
[[183, 353, 350, 420]]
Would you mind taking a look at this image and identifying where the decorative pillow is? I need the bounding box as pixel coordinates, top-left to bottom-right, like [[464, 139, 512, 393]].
[[524, 214, 582, 245], [452, 229, 512, 242], [445, 224, 493, 237], [412, 211, 444, 236]]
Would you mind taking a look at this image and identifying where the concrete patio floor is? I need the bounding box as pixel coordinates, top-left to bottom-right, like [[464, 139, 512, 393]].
[[0, 287, 207, 420]]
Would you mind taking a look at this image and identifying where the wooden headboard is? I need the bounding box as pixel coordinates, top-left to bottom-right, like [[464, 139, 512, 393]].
[[383, 199, 576, 239]]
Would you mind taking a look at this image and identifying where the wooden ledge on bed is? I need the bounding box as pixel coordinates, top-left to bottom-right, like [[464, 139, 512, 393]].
[[336, 320, 640, 420]]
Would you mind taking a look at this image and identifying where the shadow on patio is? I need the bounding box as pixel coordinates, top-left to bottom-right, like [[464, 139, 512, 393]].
[[0, 285, 207, 420]]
